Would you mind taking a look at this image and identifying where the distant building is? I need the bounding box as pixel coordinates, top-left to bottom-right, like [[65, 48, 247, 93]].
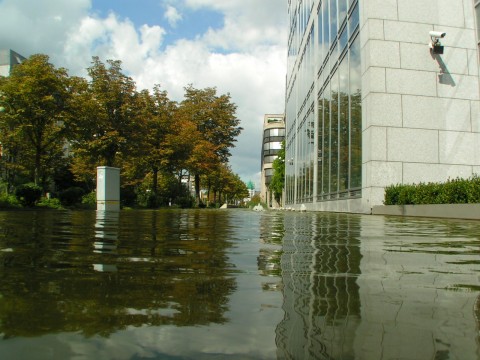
[[260, 114, 285, 208], [246, 180, 255, 199], [0, 49, 25, 77]]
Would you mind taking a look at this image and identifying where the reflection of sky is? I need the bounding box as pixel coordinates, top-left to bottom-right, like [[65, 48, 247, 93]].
[[0, 277, 282, 360], [0, 211, 284, 360]]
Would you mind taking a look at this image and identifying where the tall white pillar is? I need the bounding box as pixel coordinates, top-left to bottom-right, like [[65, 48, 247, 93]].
[[96, 166, 120, 211]]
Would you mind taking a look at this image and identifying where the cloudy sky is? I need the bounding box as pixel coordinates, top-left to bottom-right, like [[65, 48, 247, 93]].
[[0, 0, 288, 188]]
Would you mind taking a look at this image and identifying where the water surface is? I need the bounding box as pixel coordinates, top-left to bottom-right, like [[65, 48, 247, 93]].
[[0, 209, 478, 359]]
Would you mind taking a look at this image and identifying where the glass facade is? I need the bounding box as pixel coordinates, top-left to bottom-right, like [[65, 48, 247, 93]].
[[285, 0, 361, 205]]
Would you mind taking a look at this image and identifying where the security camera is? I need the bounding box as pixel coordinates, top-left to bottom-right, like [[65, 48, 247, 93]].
[[429, 31, 446, 54], [429, 31, 446, 39]]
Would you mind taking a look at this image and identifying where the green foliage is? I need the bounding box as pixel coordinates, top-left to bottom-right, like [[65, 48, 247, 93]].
[[178, 86, 242, 204], [269, 141, 285, 203], [0, 54, 244, 209], [175, 195, 195, 208], [0, 193, 21, 209], [15, 183, 42, 207], [0, 54, 71, 188], [37, 197, 63, 209], [58, 187, 86, 206], [81, 191, 97, 209], [384, 175, 480, 205], [247, 194, 263, 208]]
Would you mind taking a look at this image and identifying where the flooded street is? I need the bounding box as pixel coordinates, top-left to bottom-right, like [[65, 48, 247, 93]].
[[0, 209, 478, 359]]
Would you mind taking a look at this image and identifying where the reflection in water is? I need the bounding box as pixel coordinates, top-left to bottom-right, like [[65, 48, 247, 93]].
[[258, 212, 284, 292], [276, 212, 362, 359], [0, 210, 237, 339], [93, 211, 119, 272], [276, 213, 480, 360], [0, 210, 479, 359], [357, 216, 480, 360]]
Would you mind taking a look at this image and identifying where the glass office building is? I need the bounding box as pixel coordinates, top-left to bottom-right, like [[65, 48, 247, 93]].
[[285, 0, 480, 213]]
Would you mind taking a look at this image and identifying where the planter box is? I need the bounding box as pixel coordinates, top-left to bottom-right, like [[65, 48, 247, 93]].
[[372, 203, 480, 220]]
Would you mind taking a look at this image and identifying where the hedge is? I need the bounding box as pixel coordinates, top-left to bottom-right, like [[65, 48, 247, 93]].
[[384, 175, 480, 205]]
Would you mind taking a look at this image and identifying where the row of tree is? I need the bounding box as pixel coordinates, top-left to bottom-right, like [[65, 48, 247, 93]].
[[0, 54, 248, 207]]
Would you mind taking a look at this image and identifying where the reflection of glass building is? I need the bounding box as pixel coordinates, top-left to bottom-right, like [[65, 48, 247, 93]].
[[285, 1, 480, 213], [276, 213, 362, 358], [261, 114, 285, 208]]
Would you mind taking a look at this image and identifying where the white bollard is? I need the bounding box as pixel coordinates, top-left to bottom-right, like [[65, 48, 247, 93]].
[[96, 166, 120, 211]]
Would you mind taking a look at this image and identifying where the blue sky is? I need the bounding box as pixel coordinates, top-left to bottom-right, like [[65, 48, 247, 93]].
[[0, 0, 287, 187], [93, 0, 225, 46]]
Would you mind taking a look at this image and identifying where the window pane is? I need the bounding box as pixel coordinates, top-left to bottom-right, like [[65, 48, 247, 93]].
[[339, 25, 348, 50], [271, 142, 282, 150], [318, 4, 324, 65], [322, 83, 331, 195], [330, 69, 339, 194], [349, 3, 359, 36], [338, 0, 348, 24], [330, 0, 338, 44], [338, 57, 349, 192], [349, 36, 362, 189], [323, 1, 330, 49], [317, 94, 324, 197]]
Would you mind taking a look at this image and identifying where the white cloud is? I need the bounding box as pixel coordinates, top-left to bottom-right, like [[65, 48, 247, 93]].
[[164, 5, 183, 27], [0, 0, 287, 185], [0, 0, 90, 59]]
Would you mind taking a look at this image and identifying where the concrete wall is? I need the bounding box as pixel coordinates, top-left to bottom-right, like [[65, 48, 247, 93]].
[[361, 0, 480, 212]]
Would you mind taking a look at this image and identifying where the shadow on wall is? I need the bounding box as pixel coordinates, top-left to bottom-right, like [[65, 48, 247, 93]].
[[431, 51, 455, 87]]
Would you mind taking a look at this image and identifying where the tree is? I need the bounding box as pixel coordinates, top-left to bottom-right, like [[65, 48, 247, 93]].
[[269, 141, 285, 204], [223, 172, 249, 205], [178, 86, 242, 206], [123, 86, 178, 205], [0, 54, 71, 189], [69, 57, 138, 183]]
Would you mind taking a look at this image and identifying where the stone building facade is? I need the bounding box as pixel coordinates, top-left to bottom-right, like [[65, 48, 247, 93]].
[[285, 0, 480, 213]]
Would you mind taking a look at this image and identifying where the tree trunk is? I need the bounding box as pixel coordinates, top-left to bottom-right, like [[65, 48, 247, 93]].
[[194, 173, 202, 206], [34, 145, 41, 186], [206, 180, 211, 207], [152, 167, 158, 196]]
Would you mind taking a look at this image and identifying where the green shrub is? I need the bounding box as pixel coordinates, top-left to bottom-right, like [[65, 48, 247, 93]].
[[0, 193, 21, 208], [384, 184, 401, 205], [466, 174, 480, 203], [411, 182, 442, 204], [37, 197, 63, 209], [396, 184, 416, 205], [384, 176, 480, 205], [15, 183, 42, 207], [176, 195, 194, 208], [81, 191, 97, 209], [58, 187, 85, 206]]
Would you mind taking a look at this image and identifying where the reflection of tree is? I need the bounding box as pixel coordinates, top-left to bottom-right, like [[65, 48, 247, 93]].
[[317, 90, 361, 197], [0, 210, 237, 338], [276, 213, 362, 359], [297, 113, 316, 202]]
